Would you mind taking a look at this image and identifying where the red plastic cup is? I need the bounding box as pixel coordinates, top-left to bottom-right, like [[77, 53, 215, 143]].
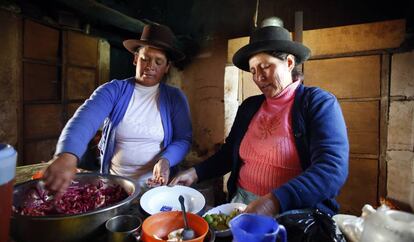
[[0, 144, 17, 242]]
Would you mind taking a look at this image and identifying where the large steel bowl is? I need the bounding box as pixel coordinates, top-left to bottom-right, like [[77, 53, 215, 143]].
[[11, 173, 140, 242]]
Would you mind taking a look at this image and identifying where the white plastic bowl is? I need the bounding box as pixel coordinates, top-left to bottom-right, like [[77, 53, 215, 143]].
[[203, 203, 247, 237], [140, 185, 206, 215]]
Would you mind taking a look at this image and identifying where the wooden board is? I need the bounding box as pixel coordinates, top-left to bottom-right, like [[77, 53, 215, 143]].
[[66, 66, 96, 100], [303, 19, 405, 56], [23, 139, 57, 165], [241, 70, 261, 100], [24, 104, 63, 139], [304, 55, 381, 99], [340, 101, 379, 156], [227, 37, 249, 64], [98, 39, 110, 85], [66, 31, 98, 67], [24, 63, 59, 101], [24, 20, 59, 62], [337, 158, 378, 215]]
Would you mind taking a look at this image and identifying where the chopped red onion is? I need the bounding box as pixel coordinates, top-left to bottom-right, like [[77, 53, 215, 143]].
[[16, 181, 128, 216]]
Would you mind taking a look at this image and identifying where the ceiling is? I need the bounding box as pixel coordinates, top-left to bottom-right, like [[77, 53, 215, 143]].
[[6, 0, 414, 61]]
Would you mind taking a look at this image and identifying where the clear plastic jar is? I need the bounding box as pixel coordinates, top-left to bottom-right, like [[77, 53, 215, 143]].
[[360, 209, 414, 242]]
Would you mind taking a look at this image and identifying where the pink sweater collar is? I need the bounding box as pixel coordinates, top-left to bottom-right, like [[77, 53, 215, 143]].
[[266, 80, 301, 105]]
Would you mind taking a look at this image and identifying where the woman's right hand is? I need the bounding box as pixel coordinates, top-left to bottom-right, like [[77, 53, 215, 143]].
[[43, 153, 78, 194], [169, 167, 198, 186]]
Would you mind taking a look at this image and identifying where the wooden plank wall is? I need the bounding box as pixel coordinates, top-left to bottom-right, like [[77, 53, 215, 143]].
[[0, 10, 21, 153], [22, 20, 61, 165], [65, 31, 99, 102], [227, 19, 405, 63], [303, 20, 405, 214], [20, 19, 109, 165], [305, 57, 381, 214]]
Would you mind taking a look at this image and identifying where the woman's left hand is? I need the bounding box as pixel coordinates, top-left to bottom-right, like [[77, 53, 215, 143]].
[[244, 193, 280, 216], [149, 158, 170, 186]]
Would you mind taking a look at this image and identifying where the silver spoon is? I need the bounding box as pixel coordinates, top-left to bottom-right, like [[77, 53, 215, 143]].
[[35, 180, 54, 202], [178, 195, 195, 240]]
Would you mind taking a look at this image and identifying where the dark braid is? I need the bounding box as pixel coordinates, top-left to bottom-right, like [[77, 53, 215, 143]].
[[265, 51, 304, 81]]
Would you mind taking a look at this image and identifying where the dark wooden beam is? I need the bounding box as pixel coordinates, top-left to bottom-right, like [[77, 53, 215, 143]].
[[55, 0, 146, 33]]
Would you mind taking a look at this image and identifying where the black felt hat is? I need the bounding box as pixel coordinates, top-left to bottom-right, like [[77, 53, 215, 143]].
[[233, 25, 311, 72]]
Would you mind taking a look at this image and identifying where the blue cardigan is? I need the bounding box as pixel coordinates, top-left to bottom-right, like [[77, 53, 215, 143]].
[[195, 84, 349, 215], [55, 77, 192, 173]]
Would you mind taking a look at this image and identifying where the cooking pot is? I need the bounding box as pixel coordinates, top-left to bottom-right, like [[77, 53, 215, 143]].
[[11, 173, 140, 242]]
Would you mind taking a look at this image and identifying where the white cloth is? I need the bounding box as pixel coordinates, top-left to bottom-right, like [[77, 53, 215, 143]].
[[110, 83, 164, 186]]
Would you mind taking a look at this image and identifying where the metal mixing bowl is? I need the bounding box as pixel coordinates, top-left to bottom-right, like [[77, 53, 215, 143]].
[[11, 173, 140, 242]]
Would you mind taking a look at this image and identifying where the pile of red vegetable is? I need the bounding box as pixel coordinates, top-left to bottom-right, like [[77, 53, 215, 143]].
[[16, 181, 129, 216]]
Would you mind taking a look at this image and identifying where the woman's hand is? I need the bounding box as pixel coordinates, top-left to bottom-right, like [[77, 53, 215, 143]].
[[148, 158, 170, 186], [169, 167, 198, 186], [244, 193, 280, 216], [43, 153, 78, 194]]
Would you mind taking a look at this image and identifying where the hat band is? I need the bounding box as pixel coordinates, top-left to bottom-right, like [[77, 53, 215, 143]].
[[140, 38, 173, 49]]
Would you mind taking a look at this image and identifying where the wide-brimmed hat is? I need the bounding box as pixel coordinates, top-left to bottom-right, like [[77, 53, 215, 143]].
[[233, 25, 311, 72], [123, 24, 185, 62]]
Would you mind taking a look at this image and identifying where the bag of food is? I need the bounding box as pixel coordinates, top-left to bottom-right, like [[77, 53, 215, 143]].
[[276, 209, 346, 242]]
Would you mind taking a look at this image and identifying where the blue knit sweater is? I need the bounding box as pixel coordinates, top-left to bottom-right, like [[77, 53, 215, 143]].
[[195, 83, 349, 215], [55, 77, 192, 173]]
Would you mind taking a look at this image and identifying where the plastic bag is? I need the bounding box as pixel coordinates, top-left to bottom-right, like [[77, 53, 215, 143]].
[[276, 209, 346, 242]]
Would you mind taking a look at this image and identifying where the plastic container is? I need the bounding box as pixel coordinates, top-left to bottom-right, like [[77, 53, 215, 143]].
[[141, 211, 208, 242], [229, 213, 287, 242], [0, 144, 17, 242], [360, 208, 414, 242]]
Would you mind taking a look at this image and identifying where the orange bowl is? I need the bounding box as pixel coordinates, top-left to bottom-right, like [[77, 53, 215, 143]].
[[142, 211, 209, 242]]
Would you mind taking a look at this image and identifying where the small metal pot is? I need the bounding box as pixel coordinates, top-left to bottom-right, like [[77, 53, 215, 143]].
[[11, 173, 140, 242], [106, 215, 142, 242]]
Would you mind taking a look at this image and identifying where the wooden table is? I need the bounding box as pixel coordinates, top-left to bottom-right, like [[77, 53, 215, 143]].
[[15, 162, 49, 184]]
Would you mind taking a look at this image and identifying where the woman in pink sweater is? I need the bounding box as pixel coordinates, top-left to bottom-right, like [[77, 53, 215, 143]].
[[170, 18, 349, 216]]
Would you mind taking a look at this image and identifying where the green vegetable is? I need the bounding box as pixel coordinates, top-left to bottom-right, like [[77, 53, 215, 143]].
[[203, 208, 242, 231], [204, 214, 213, 224]]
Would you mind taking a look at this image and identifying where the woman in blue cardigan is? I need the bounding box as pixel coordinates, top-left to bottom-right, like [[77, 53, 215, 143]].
[[44, 24, 192, 193], [170, 19, 349, 216]]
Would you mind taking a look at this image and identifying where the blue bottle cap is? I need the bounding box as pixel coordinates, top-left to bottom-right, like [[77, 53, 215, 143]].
[[0, 144, 16, 160], [0, 144, 17, 184]]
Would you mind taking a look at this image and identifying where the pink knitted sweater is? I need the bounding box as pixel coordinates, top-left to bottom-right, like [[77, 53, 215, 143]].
[[238, 81, 302, 196]]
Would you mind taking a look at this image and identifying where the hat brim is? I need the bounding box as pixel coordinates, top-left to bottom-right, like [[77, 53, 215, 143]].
[[123, 39, 185, 62], [232, 40, 311, 72]]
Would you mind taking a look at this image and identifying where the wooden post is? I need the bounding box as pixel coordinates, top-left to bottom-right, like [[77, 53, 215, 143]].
[[379, 53, 390, 202], [294, 11, 303, 72], [294, 11, 303, 43]]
